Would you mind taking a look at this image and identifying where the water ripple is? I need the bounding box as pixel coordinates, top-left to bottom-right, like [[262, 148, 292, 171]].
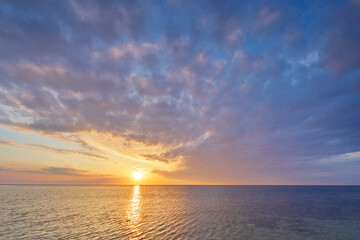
[[0, 185, 360, 239]]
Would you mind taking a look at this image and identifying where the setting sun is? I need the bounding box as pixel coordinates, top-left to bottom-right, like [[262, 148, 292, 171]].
[[132, 171, 144, 181]]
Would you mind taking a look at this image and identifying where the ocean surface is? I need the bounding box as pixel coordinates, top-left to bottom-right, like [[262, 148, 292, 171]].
[[0, 185, 359, 239]]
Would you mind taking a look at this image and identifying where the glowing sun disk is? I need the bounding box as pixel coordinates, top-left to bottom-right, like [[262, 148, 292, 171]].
[[132, 171, 144, 181]]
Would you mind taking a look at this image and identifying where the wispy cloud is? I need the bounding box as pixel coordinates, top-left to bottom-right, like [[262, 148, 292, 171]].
[[42, 167, 87, 176], [0, 166, 87, 176], [0, 167, 122, 184], [0, 139, 107, 160]]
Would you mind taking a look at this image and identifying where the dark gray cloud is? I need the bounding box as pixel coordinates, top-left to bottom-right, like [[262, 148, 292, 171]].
[[0, 0, 359, 184]]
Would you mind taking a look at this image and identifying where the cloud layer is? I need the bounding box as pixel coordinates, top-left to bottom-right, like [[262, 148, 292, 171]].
[[0, 0, 360, 184]]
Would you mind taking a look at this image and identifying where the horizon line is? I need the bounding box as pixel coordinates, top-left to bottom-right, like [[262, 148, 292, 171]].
[[1, 184, 359, 186]]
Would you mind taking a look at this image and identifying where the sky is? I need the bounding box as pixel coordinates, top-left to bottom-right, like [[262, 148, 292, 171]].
[[0, 0, 359, 185]]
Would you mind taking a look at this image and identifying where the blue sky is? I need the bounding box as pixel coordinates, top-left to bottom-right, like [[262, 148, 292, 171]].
[[0, 0, 359, 184]]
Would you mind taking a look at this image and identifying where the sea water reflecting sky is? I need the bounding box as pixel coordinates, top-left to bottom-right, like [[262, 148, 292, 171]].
[[1, 185, 360, 239]]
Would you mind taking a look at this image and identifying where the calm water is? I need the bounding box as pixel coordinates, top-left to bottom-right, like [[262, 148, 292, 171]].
[[0, 185, 359, 239]]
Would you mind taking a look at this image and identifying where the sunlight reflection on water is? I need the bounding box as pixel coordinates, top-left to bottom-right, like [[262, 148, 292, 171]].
[[126, 185, 144, 239]]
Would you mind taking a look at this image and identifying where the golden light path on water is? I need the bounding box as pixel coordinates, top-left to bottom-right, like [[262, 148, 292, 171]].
[[126, 186, 144, 239]]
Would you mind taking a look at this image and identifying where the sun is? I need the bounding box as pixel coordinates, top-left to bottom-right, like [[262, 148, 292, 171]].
[[132, 171, 144, 181]]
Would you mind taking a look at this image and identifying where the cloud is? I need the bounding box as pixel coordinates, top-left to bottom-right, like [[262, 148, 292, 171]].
[[0, 167, 44, 174], [0, 166, 123, 184], [254, 7, 280, 29], [141, 151, 183, 164], [42, 167, 88, 176], [320, 0, 360, 76], [141, 154, 170, 163], [0, 139, 107, 160], [0, 0, 359, 184], [0, 166, 88, 176]]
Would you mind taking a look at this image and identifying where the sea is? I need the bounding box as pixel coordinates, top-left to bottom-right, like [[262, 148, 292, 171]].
[[0, 185, 359, 239]]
